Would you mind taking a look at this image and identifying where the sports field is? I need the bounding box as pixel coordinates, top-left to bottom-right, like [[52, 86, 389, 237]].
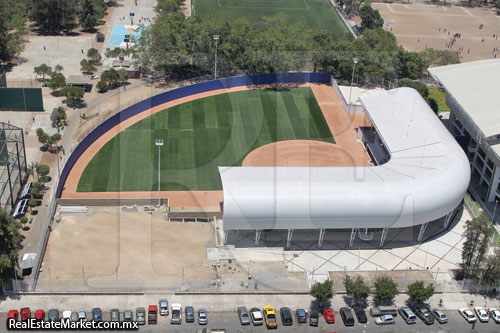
[[193, 0, 349, 33], [77, 87, 335, 192]]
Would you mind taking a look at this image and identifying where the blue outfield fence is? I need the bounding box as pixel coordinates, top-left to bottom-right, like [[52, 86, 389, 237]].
[[56, 72, 332, 199]]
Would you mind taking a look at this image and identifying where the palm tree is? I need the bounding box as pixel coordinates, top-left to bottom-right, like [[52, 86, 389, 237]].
[[54, 64, 64, 74]]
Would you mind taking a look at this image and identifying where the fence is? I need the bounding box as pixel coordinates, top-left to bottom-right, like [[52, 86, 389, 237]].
[[464, 192, 481, 218]]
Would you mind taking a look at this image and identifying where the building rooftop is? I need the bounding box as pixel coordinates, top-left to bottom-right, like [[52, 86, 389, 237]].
[[428, 59, 500, 139]]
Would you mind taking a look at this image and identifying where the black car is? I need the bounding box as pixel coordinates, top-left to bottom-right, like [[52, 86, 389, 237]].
[[296, 309, 307, 323], [185, 306, 195, 323], [280, 307, 293, 326], [340, 307, 355, 326], [354, 308, 367, 323], [92, 308, 102, 323], [412, 306, 435, 325], [309, 310, 319, 327]]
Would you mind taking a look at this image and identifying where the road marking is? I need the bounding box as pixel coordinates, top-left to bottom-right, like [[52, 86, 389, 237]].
[[386, 3, 394, 13], [461, 7, 473, 17]]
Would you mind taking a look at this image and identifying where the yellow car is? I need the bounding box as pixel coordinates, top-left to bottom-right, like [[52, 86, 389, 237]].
[[263, 306, 277, 329]]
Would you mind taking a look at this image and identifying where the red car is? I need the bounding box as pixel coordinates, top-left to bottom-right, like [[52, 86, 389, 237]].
[[322, 308, 335, 324], [20, 307, 31, 322], [6, 310, 18, 324], [35, 310, 45, 321]]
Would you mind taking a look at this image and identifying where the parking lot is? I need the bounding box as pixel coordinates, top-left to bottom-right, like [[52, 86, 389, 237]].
[[1, 308, 500, 332]]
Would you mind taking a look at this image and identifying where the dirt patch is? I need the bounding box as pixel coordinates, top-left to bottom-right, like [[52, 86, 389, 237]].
[[329, 269, 433, 282]]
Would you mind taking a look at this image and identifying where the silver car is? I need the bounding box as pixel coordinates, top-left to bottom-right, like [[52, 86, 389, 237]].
[[77, 309, 87, 322], [399, 307, 416, 324], [159, 299, 169, 316], [237, 307, 251, 325], [431, 308, 448, 324], [375, 314, 395, 325], [198, 308, 207, 325]]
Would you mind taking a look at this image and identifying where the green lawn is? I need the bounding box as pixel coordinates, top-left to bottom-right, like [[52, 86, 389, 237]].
[[77, 87, 334, 192], [428, 86, 450, 112], [193, 0, 349, 33]]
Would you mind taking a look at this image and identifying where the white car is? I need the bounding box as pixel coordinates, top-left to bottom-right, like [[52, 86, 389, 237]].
[[459, 308, 477, 323], [249, 307, 263, 326], [489, 308, 500, 323], [77, 309, 86, 322], [474, 307, 489, 322], [375, 314, 395, 325], [62, 310, 72, 321]]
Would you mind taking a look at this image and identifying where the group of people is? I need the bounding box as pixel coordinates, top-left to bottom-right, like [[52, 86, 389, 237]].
[[438, 26, 500, 58]]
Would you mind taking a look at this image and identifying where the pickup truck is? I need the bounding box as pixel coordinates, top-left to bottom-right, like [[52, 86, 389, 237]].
[[148, 305, 158, 324], [171, 303, 182, 324]]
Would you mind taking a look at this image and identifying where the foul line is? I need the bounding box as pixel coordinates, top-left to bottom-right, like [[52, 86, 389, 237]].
[[461, 7, 473, 17]]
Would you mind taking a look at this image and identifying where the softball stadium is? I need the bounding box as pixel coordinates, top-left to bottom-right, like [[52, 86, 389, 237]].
[[56, 73, 470, 248]]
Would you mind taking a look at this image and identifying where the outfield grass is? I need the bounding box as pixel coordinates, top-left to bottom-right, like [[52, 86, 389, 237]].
[[428, 86, 450, 112], [77, 87, 334, 192], [193, 0, 349, 33]]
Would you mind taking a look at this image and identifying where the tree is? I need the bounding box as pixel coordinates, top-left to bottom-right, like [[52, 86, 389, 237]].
[[461, 213, 494, 279], [407, 281, 434, 305], [310, 279, 335, 307], [373, 275, 399, 304], [61, 86, 85, 106], [50, 133, 62, 150], [344, 275, 370, 305], [101, 68, 120, 88], [0, 14, 15, 63], [55, 106, 67, 127], [33, 64, 52, 81], [359, 4, 383, 30], [30, 0, 77, 33], [481, 248, 500, 289], [398, 79, 428, 98], [48, 73, 66, 92], [96, 80, 107, 92], [36, 164, 50, 178], [0, 208, 22, 280], [117, 68, 129, 86], [36, 128, 50, 147], [80, 58, 97, 74], [54, 64, 64, 74], [79, 0, 99, 31], [87, 48, 102, 65]]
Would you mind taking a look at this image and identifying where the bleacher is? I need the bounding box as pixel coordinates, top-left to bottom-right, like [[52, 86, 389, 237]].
[[13, 199, 29, 219], [18, 181, 32, 200]]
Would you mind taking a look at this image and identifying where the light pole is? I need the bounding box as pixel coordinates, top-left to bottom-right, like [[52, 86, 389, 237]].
[[213, 34, 219, 79], [155, 139, 164, 207], [347, 57, 358, 115]]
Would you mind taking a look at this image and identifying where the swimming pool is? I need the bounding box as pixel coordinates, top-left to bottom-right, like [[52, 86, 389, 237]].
[[109, 25, 145, 47]]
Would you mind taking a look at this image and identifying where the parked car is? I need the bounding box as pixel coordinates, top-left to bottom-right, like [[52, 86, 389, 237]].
[[186, 306, 195, 323], [237, 307, 251, 325], [263, 306, 278, 329], [322, 308, 335, 324], [123, 310, 133, 322], [309, 310, 319, 327], [35, 310, 45, 322], [63, 311, 72, 322], [249, 307, 263, 326], [159, 298, 169, 316], [375, 314, 396, 325], [339, 307, 355, 326], [488, 308, 500, 323], [20, 307, 30, 322], [354, 308, 367, 323], [49, 309, 59, 322], [412, 306, 434, 325], [296, 309, 307, 323], [279, 307, 293, 326], [171, 304, 182, 324], [6, 310, 18, 324], [136, 307, 146, 325], [474, 306, 489, 322], [459, 308, 477, 323], [148, 305, 158, 324], [430, 308, 448, 324], [110, 309, 120, 322], [92, 308, 102, 322], [77, 309, 87, 322], [399, 307, 416, 324], [370, 306, 397, 317], [198, 308, 208, 325]]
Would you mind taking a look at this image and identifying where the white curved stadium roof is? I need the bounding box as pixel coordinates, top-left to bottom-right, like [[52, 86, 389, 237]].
[[219, 88, 470, 230]]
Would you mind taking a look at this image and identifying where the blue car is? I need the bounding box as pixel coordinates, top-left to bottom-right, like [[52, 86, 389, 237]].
[[92, 308, 102, 322], [296, 309, 307, 323]]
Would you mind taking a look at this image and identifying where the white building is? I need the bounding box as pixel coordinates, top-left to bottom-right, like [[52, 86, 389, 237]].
[[219, 87, 470, 247], [429, 59, 500, 203]]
